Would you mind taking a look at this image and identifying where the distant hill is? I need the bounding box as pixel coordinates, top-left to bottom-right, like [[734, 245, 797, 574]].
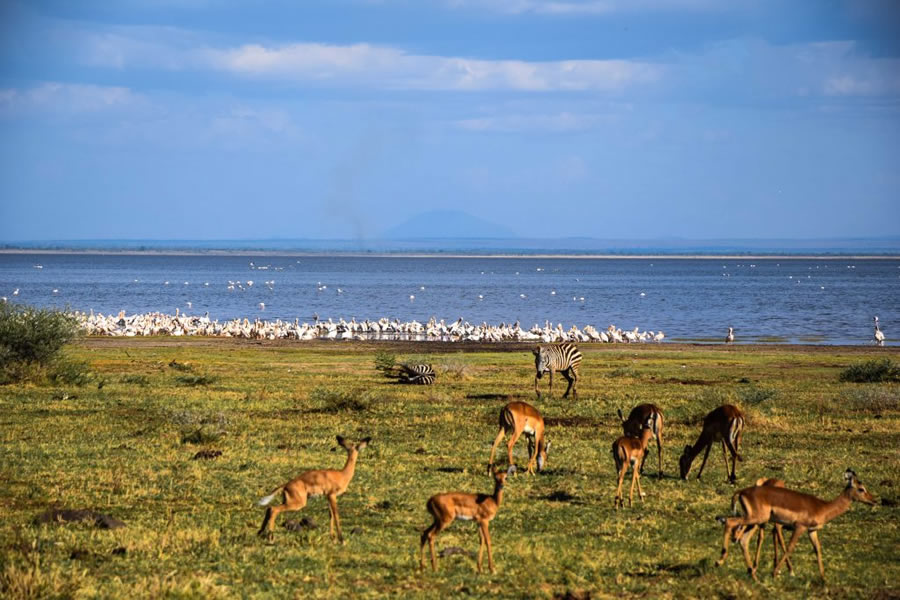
[[381, 210, 517, 240]]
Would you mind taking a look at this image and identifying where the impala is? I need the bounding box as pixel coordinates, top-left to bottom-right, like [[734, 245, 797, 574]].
[[618, 403, 664, 479], [718, 477, 793, 575], [419, 465, 515, 573], [679, 404, 744, 483], [488, 401, 550, 475], [717, 469, 876, 580], [612, 416, 655, 509], [257, 435, 370, 543]]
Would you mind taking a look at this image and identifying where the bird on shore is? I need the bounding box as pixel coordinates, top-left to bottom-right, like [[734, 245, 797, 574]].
[[874, 316, 885, 346], [725, 327, 735, 344]]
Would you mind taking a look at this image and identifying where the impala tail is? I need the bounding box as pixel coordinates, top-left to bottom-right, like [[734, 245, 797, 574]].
[[258, 485, 284, 506]]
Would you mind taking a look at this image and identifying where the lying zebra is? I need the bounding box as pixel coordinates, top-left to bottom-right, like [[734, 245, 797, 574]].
[[398, 364, 436, 385]]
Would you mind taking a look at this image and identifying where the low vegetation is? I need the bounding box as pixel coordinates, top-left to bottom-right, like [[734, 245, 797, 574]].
[[0, 303, 85, 384], [0, 339, 898, 599], [839, 358, 900, 383]]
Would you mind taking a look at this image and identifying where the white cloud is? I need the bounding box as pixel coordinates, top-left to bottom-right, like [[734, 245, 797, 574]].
[[0, 83, 144, 116], [201, 43, 661, 92], [443, 0, 730, 15], [456, 111, 615, 132]]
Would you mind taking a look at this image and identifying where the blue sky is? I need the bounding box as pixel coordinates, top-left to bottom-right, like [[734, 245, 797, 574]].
[[1, 0, 898, 241]]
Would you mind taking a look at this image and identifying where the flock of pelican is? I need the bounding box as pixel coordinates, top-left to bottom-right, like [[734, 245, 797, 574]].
[[74, 310, 665, 343]]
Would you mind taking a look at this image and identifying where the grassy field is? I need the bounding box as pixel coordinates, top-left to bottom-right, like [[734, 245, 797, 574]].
[[1, 339, 899, 599]]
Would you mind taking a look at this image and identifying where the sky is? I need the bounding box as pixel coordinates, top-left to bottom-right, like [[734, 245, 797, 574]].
[[1, 0, 899, 242]]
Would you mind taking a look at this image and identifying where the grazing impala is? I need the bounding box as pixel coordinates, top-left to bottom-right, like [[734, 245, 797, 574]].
[[679, 404, 744, 483], [257, 436, 370, 542], [419, 466, 515, 573], [716, 469, 876, 580], [718, 478, 793, 575], [618, 403, 664, 479], [488, 401, 550, 475], [612, 416, 655, 509]]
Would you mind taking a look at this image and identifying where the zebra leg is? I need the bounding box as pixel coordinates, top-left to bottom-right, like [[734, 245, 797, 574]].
[[561, 369, 575, 398]]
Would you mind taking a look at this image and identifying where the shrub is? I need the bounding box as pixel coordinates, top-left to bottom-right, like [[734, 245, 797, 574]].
[[738, 385, 778, 405], [120, 374, 150, 386], [373, 351, 396, 374], [0, 303, 82, 384], [841, 387, 900, 413], [435, 354, 471, 380], [174, 374, 219, 386], [47, 356, 92, 386], [839, 359, 900, 383], [310, 386, 368, 412]]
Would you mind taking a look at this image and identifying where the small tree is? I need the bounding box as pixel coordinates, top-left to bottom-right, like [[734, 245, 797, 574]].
[[0, 303, 81, 383]]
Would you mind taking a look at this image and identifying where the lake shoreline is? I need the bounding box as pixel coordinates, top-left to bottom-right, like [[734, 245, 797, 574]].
[[2, 248, 899, 260]]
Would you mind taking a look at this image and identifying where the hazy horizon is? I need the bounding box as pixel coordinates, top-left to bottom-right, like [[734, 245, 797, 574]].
[[2, 1, 900, 242]]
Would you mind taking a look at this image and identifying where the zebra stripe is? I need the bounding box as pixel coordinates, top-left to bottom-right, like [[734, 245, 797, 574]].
[[399, 364, 436, 385], [533, 343, 582, 398]]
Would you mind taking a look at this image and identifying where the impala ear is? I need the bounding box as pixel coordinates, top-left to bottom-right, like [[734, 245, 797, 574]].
[[506, 465, 517, 476], [357, 437, 371, 450], [844, 468, 857, 484], [617, 408, 625, 422], [336, 435, 348, 448]]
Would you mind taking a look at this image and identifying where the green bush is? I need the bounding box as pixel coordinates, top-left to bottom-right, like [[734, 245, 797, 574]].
[[0, 303, 82, 383], [839, 359, 900, 383], [309, 386, 368, 413], [373, 351, 396, 374], [174, 374, 219, 386]]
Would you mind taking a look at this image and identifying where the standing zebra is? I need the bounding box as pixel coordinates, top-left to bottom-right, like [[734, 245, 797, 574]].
[[533, 343, 582, 399], [399, 364, 436, 385]]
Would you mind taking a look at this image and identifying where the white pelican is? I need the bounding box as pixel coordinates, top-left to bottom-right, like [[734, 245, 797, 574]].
[[874, 317, 885, 347], [725, 327, 735, 344]]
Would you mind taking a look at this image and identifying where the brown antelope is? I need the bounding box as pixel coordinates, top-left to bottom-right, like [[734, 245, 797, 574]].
[[679, 404, 744, 483], [419, 465, 515, 573], [612, 416, 655, 509], [618, 403, 664, 479], [717, 469, 876, 580], [257, 436, 370, 542], [488, 401, 550, 475], [718, 478, 793, 575]]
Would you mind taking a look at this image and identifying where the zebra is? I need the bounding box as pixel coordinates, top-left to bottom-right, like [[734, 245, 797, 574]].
[[532, 343, 582, 399], [399, 364, 436, 385]]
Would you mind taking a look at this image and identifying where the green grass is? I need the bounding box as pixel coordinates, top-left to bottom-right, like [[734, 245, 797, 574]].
[[1, 339, 899, 599]]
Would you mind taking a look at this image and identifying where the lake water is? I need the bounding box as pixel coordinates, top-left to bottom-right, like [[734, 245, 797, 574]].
[[1, 253, 898, 344]]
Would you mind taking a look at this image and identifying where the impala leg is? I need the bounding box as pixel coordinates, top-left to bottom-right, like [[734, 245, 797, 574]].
[[628, 461, 639, 507], [717, 516, 744, 566], [774, 525, 793, 574], [656, 431, 664, 480], [526, 437, 537, 475], [507, 431, 522, 474], [258, 487, 307, 537], [720, 440, 730, 482], [723, 438, 740, 483], [774, 525, 806, 577], [635, 459, 646, 502], [752, 525, 764, 570], [615, 461, 628, 509], [327, 494, 343, 544], [809, 530, 825, 579], [488, 427, 505, 472], [696, 443, 712, 480], [481, 521, 495, 574], [419, 523, 436, 571], [738, 525, 760, 580]]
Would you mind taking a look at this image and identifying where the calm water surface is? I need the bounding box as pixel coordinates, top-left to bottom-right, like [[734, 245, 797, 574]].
[[1, 253, 898, 344]]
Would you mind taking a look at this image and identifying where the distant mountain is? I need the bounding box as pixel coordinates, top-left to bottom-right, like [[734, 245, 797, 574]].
[[381, 210, 517, 240]]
